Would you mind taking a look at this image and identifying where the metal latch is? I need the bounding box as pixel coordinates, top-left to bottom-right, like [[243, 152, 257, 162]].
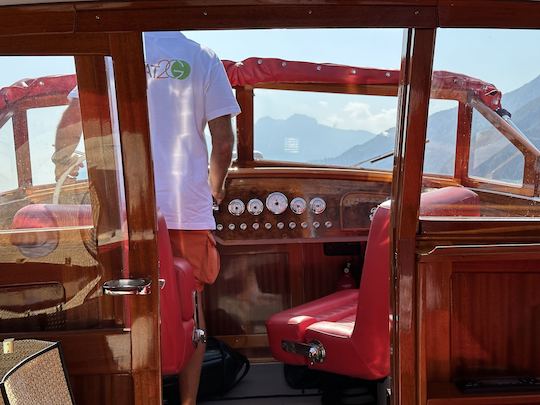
[[102, 278, 153, 295], [281, 340, 326, 365]]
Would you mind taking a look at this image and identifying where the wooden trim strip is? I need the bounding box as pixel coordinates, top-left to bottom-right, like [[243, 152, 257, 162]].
[[439, 1, 540, 29], [77, 4, 437, 32], [235, 87, 254, 165], [0, 5, 75, 37], [419, 242, 540, 260], [0, 33, 110, 55]]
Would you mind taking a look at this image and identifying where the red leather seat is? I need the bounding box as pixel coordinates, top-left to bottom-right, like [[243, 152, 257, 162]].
[[10, 204, 197, 374], [157, 214, 196, 374], [266, 186, 480, 379]]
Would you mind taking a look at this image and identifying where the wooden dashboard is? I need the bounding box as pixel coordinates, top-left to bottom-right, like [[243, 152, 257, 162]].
[[214, 170, 392, 245]]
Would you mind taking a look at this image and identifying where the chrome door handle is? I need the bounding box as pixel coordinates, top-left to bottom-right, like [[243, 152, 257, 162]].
[[102, 278, 152, 295]]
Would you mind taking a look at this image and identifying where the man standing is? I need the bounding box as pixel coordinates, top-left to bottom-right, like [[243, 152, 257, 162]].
[[54, 31, 240, 405], [144, 31, 240, 405]]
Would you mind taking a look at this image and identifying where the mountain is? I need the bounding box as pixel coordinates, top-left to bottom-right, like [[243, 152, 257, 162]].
[[254, 114, 377, 163], [320, 73, 540, 176], [253, 74, 540, 179]]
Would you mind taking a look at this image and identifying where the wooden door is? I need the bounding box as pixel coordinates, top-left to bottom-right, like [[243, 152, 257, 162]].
[[0, 33, 160, 405]]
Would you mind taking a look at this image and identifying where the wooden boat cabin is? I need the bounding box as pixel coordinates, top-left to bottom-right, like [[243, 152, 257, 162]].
[[1, 1, 540, 404]]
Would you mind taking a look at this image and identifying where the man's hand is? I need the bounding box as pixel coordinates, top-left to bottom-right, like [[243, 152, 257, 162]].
[[212, 185, 226, 206], [53, 154, 84, 183]]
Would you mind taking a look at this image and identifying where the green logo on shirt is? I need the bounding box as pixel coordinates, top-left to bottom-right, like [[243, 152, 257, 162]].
[[170, 60, 191, 80]]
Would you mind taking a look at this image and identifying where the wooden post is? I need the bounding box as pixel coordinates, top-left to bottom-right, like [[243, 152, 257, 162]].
[[391, 27, 436, 405], [109, 32, 161, 405]]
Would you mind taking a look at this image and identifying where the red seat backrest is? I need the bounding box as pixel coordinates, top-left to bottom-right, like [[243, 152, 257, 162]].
[[351, 187, 480, 370], [157, 214, 195, 375]]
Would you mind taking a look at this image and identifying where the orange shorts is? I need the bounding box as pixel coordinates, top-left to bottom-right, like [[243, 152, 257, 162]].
[[168, 229, 220, 292]]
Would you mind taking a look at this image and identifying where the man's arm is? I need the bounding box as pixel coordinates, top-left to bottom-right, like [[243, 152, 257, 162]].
[[53, 99, 83, 181], [208, 115, 235, 205]]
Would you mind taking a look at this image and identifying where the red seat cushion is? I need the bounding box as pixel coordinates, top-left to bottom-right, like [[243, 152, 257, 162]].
[[266, 186, 480, 379], [10, 204, 92, 246], [267, 289, 357, 365]]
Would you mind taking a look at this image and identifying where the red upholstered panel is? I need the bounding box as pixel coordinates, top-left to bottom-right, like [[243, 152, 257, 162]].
[[157, 214, 195, 375], [419, 186, 480, 217], [10, 204, 93, 254], [267, 186, 480, 380], [305, 203, 391, 379], [11, 203, 92, 230], [266, 289, 358, 365]]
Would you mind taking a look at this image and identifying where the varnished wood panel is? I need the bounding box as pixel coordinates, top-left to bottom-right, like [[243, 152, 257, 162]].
[[70, 373, 133, 405], [206, 248, 290, 337], [302, 242, 362, 302], [215, 176, 390, 243], [451, 270, 540, 378], [419, 246, 540, 405]]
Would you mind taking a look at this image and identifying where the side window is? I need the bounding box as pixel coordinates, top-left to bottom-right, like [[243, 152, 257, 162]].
[[423, 100, 458, 176], [27, 106, 87, 187], [0, 55, 127, 333], [422, 28, 540, 218], [469, 110, 524, 185]]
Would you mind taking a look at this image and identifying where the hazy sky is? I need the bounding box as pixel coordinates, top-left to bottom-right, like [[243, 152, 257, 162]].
[[1, 28, 539, 135]]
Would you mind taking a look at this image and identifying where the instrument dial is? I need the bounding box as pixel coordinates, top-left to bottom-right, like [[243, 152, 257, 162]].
[[290, 197, 307, 215], [228, 199, 245, 216], [266, 192, 288, 215], [247, 198, 264, 215], [310, 197, 327, 214]]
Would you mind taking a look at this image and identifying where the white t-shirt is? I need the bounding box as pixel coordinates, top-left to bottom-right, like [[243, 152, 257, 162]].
[[144, 32, 240, 230], [71, 32, 240, 230]]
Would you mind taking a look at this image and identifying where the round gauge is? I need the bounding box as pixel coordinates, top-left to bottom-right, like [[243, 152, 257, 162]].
[[265, 192, 288, 215], [310, 197, 327, 214], [228, 199, 245, 216], [290, 197, 307, 215], [247, 198, 264, 215]]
